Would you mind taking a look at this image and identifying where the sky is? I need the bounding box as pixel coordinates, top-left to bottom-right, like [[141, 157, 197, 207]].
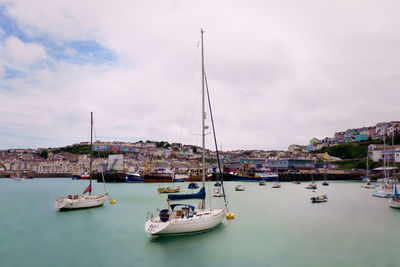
[[1, 0, 400, 151]]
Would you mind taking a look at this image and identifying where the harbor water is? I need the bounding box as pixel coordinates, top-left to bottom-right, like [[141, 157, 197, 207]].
[[1, 178, 400, 267]]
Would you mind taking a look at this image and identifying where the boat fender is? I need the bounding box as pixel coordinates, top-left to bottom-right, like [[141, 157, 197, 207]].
[[226, 212, 235, 219], [159, 209, 169, 222]]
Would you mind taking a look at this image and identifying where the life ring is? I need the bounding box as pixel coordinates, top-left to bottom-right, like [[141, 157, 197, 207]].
[[159, 209, 169, 222]]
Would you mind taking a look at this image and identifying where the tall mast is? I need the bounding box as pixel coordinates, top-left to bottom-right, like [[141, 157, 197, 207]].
[[89, 111, 93, 196], [201, 28, 205, 209]]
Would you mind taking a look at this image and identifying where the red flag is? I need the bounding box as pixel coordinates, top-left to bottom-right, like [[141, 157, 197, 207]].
[[83, 184, 92, 194]]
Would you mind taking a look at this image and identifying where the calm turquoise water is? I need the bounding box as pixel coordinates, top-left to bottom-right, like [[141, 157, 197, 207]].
[[1, 178, 399, 267]]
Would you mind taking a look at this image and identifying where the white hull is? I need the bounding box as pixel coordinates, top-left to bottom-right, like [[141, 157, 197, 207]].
[[372, 189, 392, 198], [55, 194, 108, 210], [145, 208, 225, 236], [389, 199, 400, 208]]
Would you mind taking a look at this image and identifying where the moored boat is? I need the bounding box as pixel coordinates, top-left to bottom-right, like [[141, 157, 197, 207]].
[[310, 194, 328, 203], [188, 182, 199, 189], [55, 112, 108, 211], [259, 179, 266, 186], [126, 172, 144, 183], [235, 185, 245, 191], [158, 186, 180, 194], [145, 30, 227, 236]]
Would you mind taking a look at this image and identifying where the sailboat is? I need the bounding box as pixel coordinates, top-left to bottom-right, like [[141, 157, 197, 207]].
[[373, 133, 393, 198], [55, 112, 108, 210], [322, 153, 329, 186], [388, 185, 400, 208], [363, 153, 375, 189], [145, 29, 227, 236]]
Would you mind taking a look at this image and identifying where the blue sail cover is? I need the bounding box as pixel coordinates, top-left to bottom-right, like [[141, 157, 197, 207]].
[[168, 187, 206, 200]]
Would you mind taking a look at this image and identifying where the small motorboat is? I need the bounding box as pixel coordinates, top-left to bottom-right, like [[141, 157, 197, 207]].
[[306, 183, 317, 190], [293, 181, 301, 184], [157, 186, 180, 194], [188, 182, 199, 189], [272, 183, 281, 188], [235, 185, 245, 191], [259, 179, 266, 186], [214, 181, 221, 187], [322, 181, 329, 186], [213, 187, 224, 197], [310, 194, 328, 203]]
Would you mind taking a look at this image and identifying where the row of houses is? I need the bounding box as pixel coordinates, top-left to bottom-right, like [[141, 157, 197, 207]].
[[288, 121, 400, 153]]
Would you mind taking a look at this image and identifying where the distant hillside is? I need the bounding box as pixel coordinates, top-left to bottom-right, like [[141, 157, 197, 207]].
[[51, 144, 112, 158], [314, 136, 400, 170]]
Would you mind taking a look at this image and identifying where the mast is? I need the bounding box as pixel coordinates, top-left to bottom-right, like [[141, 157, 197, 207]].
[[201, 28, 205, 209], [89, 111, 93, 196]]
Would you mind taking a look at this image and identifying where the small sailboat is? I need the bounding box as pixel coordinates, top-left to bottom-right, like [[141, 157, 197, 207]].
[[322, 153, 329, 186], [55, 112, 108, 210], [310, 194, 328, 203], [373, 135, 393, 198], [235, 185, 245, 191], [388, 185, 400, 208], [145, 29, 227, 236]]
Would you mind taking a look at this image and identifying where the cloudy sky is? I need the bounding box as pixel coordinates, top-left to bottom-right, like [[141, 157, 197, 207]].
[[0, 0, 400, 151]]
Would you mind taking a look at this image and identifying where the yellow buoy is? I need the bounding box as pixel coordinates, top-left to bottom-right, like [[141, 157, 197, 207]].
[[226, 212, 235, 220], [110, 199, 116, 204]]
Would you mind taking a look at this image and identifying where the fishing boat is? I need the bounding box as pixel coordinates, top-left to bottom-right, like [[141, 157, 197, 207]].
[[259, 179, 266, 186], [126, 172, 144, 183], [145, 29, 227, 236], [172, 172, 189, 182], [230, 164, 279, 182], [310, 194, 328, 203], [157, 186, 181, 194], [235, 185, 245, 191], [55, 112, 108, 211], [72, 172, 89, 180]]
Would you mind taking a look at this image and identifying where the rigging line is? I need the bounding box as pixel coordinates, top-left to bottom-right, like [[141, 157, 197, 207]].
[[204, 74, 227, 204], [93, 123, 110, 197], [176, 41, 201, 146]]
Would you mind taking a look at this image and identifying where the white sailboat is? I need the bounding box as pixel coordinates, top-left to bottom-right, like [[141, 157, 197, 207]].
[[373, 134, 393, 198], [55, 112, 108, 210], [145, 29, 227, 235]]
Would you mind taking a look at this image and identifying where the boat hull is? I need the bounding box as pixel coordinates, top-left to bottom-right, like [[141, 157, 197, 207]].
[[145, 209, 225, 236], [126, 173, 144, 183], [389, 199, 400, 208], [372, 189, 392, 198], [55, 194, 108, 210]]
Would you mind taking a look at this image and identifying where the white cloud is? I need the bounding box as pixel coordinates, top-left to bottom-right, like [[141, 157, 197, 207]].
[[1, 0, 400, 150], [0, 36, 47, 71]]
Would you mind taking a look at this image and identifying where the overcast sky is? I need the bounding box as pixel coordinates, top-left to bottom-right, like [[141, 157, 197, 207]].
[[1, 0, 400, 151]]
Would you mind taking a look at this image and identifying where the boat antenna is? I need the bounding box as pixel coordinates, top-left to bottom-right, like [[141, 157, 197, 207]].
[[205, 74, 227, 204], [201, 28, 206, 209], [89, 111, 93, 196]]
